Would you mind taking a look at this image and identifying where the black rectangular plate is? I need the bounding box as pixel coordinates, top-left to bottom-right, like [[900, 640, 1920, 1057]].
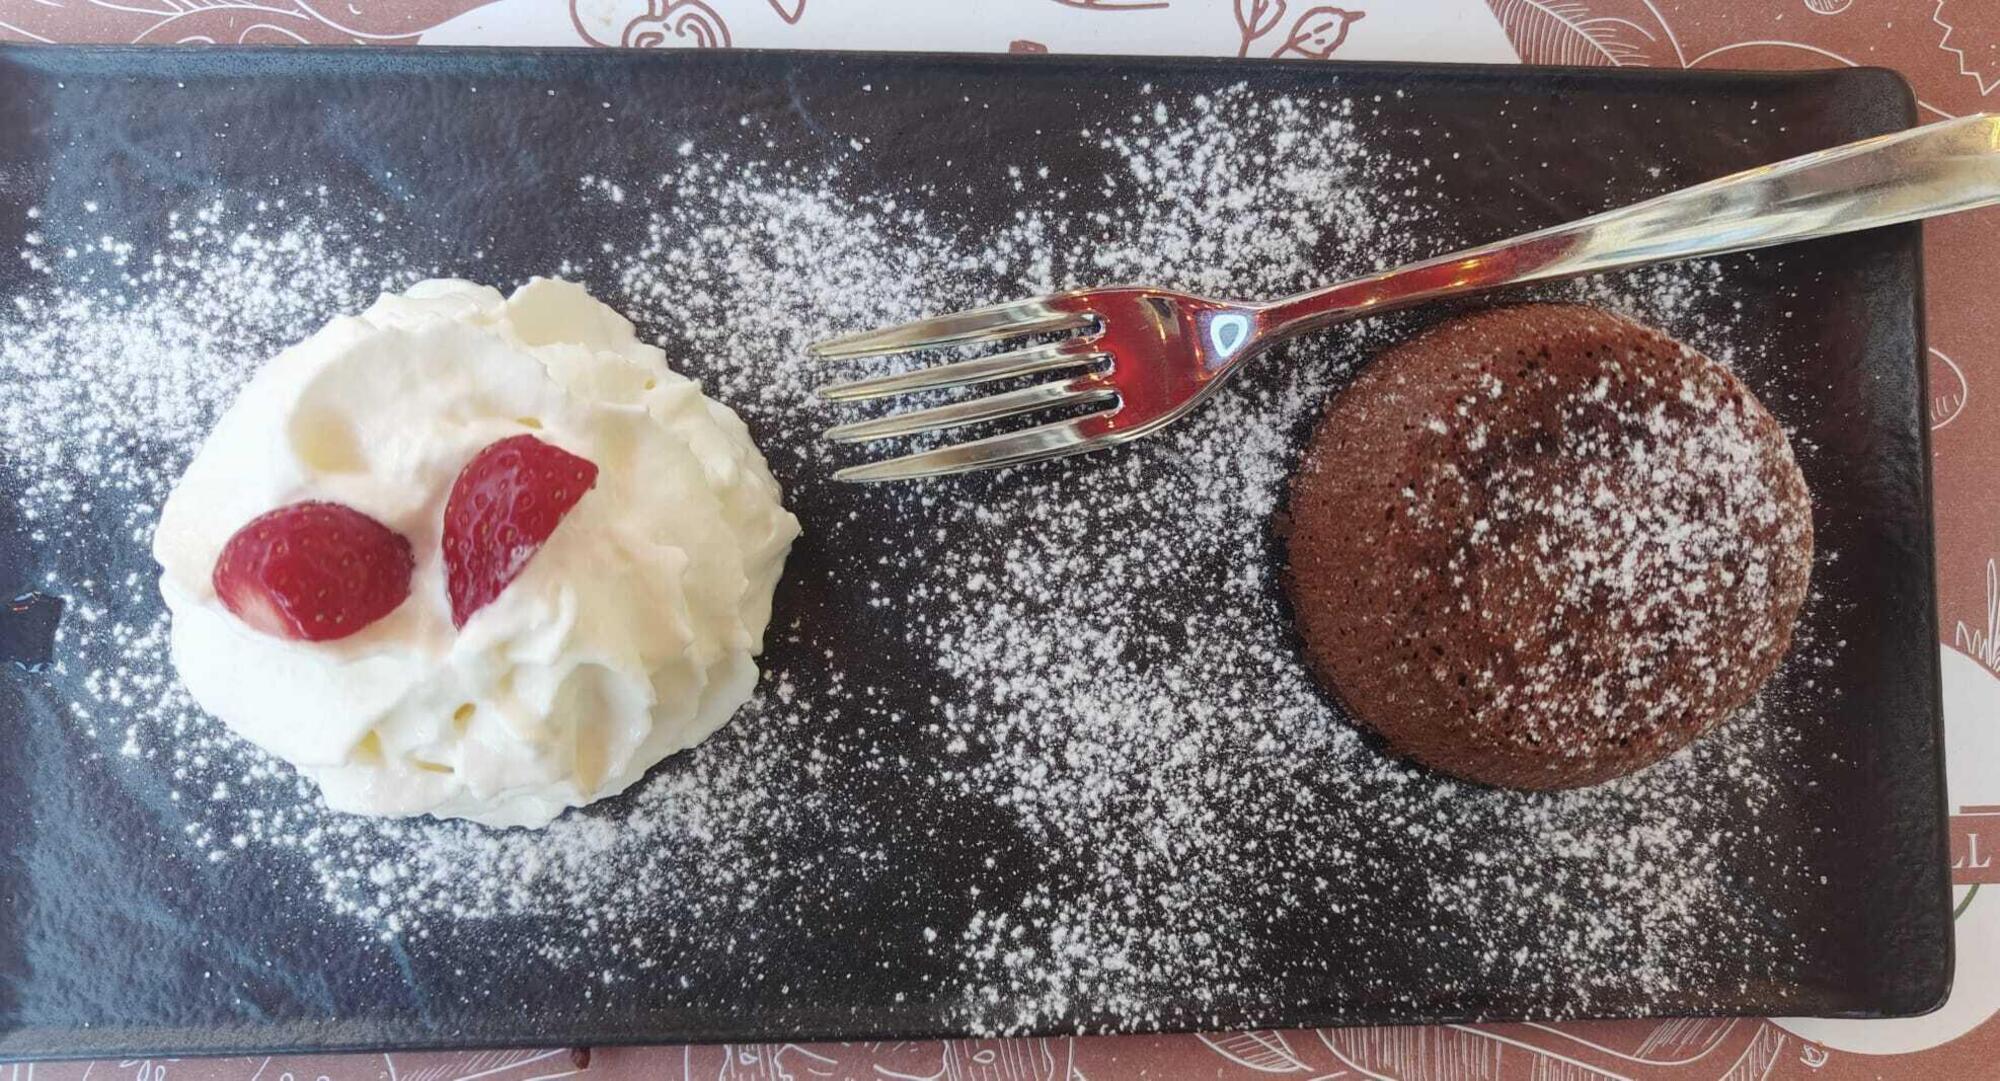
[[0, 46, 1952, 1058]]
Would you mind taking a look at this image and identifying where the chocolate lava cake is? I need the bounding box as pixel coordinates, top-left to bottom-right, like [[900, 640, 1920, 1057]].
[[1283, 303, 1813, 789]]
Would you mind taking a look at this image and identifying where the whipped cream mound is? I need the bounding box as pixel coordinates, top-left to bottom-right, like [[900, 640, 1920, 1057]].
[[153, 278, 801, 829]]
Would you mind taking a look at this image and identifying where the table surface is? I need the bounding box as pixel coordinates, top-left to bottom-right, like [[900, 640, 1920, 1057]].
[[2, 1, 1996, 1078]]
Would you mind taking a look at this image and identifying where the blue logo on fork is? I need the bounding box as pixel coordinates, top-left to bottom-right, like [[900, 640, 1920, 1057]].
[[1207, 312, 1252, 362]]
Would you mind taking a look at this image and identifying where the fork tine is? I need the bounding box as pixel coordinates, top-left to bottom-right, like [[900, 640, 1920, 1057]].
[[816, 341, 1104, 402], [833, 417, 1109, 483], [824, 377, 1115, 443], [808, 297, 1091, 360]]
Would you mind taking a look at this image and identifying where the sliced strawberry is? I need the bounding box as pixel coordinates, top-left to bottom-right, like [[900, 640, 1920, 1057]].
[[443, 433, 599, 627], [212, 500, 414, 642]]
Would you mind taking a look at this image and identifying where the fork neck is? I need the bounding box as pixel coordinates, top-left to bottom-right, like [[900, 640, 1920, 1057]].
[[1254, 234, 1577, 342]]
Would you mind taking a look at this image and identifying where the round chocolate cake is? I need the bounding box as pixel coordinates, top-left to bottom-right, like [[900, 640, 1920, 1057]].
[[1284, 303, 1813, 789]]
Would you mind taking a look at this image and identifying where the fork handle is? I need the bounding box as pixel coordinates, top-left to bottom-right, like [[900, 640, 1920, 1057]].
[[1258, 113, 2000, 337]]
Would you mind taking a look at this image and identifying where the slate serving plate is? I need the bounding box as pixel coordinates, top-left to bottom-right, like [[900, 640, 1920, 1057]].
[[0, 46, 1952, 1058]]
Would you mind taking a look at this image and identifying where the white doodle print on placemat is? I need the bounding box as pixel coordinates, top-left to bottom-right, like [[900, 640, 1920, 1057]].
[[1484, 0, 1682, 66], [1932, 348, 1970, 429], [1934, 1, 2000, 97], [415, 0, 1521, 64]]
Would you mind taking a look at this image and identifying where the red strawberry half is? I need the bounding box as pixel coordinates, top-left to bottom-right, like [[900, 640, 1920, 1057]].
[[443, 433, 600, 627], [212, 500, 414, 642]]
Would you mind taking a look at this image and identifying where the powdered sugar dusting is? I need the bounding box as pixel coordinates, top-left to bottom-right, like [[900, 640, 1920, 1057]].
[[1348, 309, 1816, 768], [0, 83, 1830, 1035]]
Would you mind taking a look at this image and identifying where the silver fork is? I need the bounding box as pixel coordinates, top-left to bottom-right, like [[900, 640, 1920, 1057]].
[[812, 112, 2000, 483]]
